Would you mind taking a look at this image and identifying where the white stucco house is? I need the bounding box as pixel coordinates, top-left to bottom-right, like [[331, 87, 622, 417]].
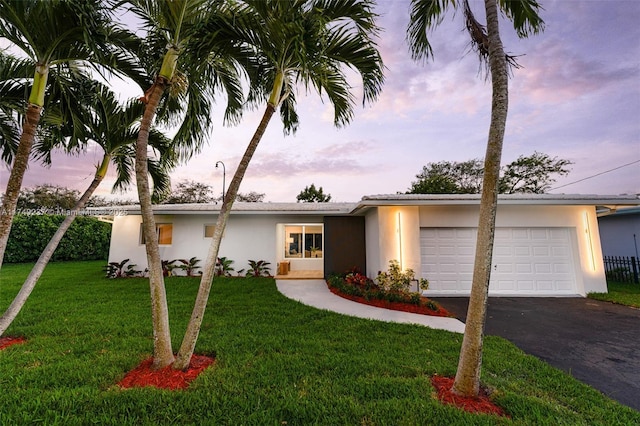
[[106, 194, 640, 297]]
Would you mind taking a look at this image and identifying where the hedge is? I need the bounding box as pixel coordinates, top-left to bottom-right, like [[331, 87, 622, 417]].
[[4, 215, 112, 263]]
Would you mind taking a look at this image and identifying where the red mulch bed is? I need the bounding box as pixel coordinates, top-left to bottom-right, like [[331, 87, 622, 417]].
[[0, 336, 26, 350], [328, 285, 453, 317], [118, 355, 215, 390], [431, 375, 508, 417]]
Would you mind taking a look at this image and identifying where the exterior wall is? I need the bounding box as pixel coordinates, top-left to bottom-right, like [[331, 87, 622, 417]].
[[598, 212, 640, 258], [365, 206, 421, 277], [323, 216, 366, 278], [109, 213, 323, 276], [364, 209, 380, 278]]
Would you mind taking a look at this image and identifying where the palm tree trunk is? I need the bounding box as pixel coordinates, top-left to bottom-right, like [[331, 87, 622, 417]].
[[173, 103, 276, 370], [0, 154, 109, 336], [0, 105, 42, 270], [135, 76, 175, 369], [452, 0, 508, 397]]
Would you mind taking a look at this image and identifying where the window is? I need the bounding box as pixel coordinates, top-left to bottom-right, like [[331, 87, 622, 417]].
[[204, 224, 215, 238], [140, 223, 173, 245], [284, 224, 323, 259]]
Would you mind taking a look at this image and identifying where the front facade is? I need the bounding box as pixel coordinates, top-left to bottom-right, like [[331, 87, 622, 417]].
[[107, 194, 640, 297]]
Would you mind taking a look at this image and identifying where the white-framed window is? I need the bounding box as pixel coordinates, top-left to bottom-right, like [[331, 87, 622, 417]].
[[140, 223, 173, 245], [284, 224, 323, 259]]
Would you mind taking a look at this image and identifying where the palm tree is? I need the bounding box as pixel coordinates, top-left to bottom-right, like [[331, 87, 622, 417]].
[[407, 0, 544, 397], [0, 0, 141, 270], [127, 0, 250, 369], [0, 86, 174, 337], [173, 0, 385, 370]]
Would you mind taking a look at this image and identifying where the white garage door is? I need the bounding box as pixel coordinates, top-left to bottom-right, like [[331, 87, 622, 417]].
[[420, 227, 577, 296]]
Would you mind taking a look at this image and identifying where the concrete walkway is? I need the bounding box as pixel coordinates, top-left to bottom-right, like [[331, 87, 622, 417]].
[[276, 279, 466, 333]]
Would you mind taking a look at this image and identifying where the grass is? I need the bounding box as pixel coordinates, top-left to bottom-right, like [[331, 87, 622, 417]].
[[588, 281, 640, 308], [1, 261, 638, 425]]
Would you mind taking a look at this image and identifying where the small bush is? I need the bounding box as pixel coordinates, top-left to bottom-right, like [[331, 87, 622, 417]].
[[177, 257, 202, 276], [246, 260, 271, 277], [104, 259, 143, 278], [375, 260, 429, 295]]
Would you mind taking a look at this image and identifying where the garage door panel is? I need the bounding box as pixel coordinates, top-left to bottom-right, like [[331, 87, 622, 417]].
[[532, 246, 550, 256], [421, 227, 577, 296]]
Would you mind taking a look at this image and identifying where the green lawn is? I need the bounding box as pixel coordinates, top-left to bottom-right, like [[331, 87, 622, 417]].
[[588, 281, 640, 308], [1, 261, 638, 425]]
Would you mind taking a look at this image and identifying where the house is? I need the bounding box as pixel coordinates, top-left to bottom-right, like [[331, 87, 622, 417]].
[[106, 194, 640, 297], [597, 206, 640, 258]]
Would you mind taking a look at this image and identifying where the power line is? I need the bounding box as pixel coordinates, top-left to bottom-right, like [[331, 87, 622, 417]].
[[550, 159, 640, 191]]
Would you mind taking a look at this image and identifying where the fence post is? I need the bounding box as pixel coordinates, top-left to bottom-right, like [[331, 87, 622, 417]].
[[632, 256, 639, 284]]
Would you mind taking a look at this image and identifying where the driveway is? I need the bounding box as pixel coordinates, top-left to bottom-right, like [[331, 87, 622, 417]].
[[431, 297, 640, 412]]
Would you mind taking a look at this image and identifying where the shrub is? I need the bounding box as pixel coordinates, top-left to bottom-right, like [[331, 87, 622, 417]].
[[104, 259, 143, 278], [215, 257, 240, 276], [177, 257, 202, 276], [246, 260, 271, 277], [329, 262, 435, 310], [162, 259, 179, 277], [5, 215, 111, 263], [375, 260, 429, 294]]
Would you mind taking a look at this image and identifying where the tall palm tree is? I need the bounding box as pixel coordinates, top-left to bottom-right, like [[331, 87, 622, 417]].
[[173, 0, 385, 370], [127, 0, 250, 369], [407, 0, 544, 397], [0, 0, 142, 270], [0, 86, 175, 337]]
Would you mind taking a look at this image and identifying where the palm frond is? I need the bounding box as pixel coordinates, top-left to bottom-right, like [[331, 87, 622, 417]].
[[407, 0, 455, 61], [499, 0, 545, 38]]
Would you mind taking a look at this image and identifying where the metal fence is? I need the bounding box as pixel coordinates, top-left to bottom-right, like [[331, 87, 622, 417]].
[[603, 256, 639, 284]]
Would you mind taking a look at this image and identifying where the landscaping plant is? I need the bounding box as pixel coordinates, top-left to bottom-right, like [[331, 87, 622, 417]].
[[104, 259, 144, 279], [177, 257, 202, 277], [246, 260, 271, 278], [376, 260, 429, 295], [214, 257, 238, 277]]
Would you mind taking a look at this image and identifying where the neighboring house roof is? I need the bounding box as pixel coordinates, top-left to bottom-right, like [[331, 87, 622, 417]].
[[98, 194, 640, 217], [597, 205, 640, 218]]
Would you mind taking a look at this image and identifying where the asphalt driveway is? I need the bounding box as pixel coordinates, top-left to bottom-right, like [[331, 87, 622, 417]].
[[431, 297, 640, 412]]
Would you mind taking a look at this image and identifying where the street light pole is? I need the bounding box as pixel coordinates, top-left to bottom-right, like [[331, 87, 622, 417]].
[[215, 161, 226, 202]]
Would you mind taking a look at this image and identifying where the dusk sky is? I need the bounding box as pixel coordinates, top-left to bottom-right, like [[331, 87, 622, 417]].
[[3, 0, 639, 203]]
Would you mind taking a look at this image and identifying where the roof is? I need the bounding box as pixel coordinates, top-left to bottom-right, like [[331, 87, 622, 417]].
[[360, 193, 640, 205], [354, 194, 640, 214], [107, 202, 357, 216], [597, 205, 640, 218], [98, 194, 640, 217]]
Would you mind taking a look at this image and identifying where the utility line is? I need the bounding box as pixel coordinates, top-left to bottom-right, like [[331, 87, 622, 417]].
[[550, 159, 640, 191]]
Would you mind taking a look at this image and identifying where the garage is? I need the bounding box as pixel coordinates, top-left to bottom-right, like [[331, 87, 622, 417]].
[[420, 227, 578, 296]]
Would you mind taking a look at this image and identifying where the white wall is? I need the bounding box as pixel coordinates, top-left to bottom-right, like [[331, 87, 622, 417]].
[[365, 206, 420, 278], [109, 213, 324, 276]]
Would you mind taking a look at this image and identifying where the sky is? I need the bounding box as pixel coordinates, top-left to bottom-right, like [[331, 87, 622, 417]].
[[2, 0, 639, 203]]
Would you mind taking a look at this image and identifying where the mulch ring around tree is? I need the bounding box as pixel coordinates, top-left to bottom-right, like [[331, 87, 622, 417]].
[[118, 354, 215, 390], [0, 336, 26, 350], [431, 375, 509, 418], [328, 286, 453, 317]]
